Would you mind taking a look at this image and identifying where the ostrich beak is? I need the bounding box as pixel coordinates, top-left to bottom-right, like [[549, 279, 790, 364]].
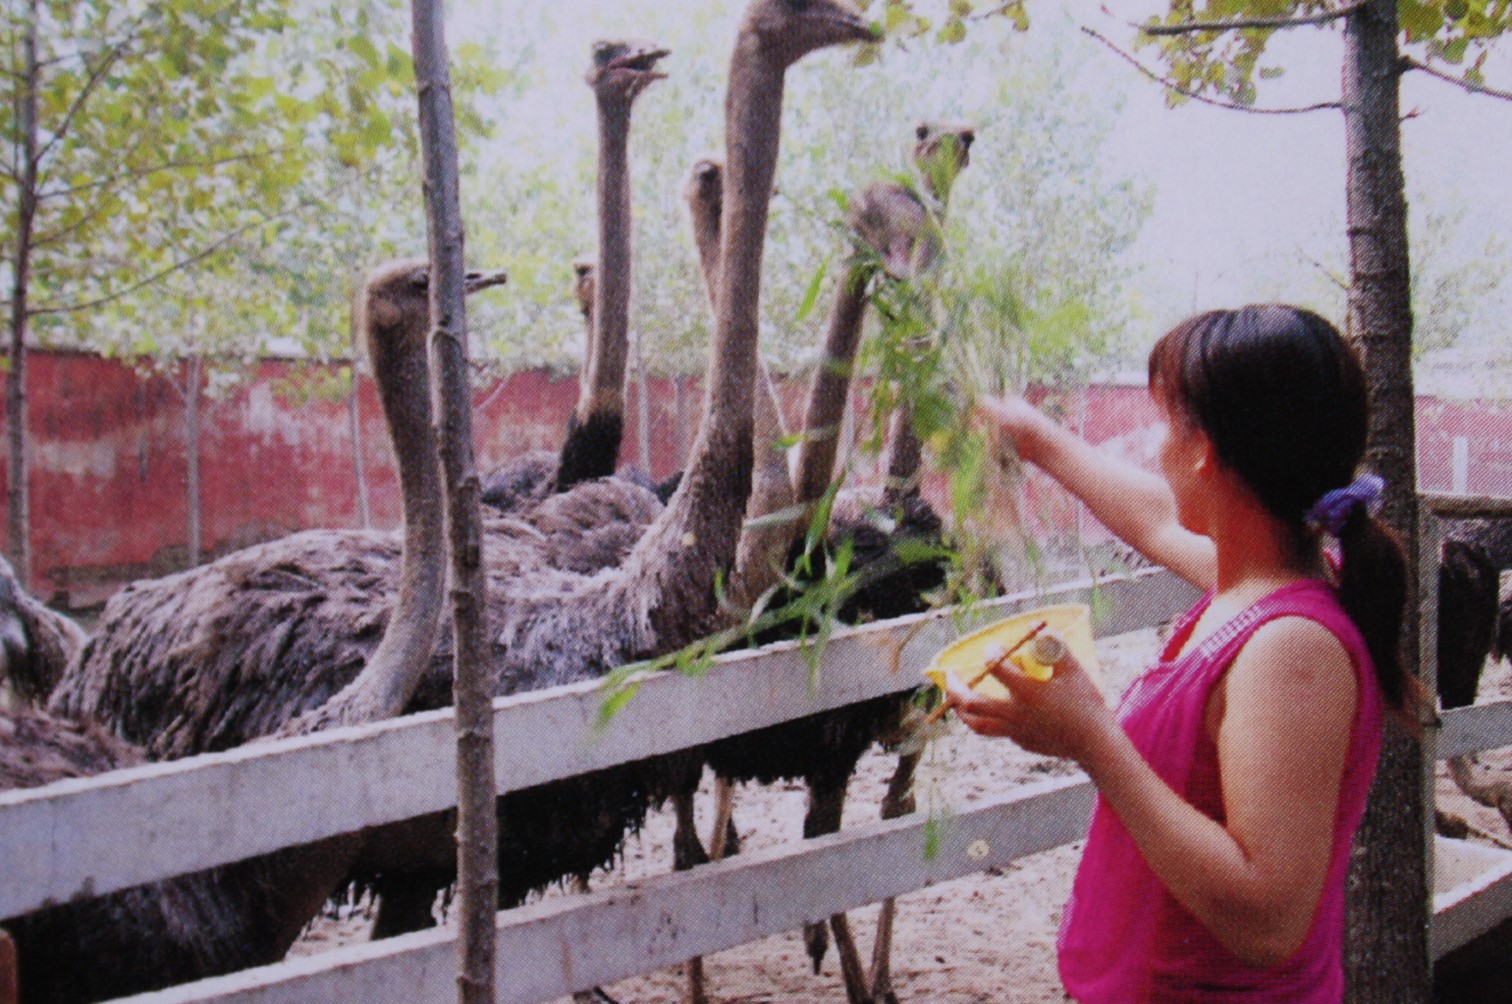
[[610, 45, 671, 78], [463, 269, 509, 294], [882, 240, 917, 281], [817, 3, 882, 44]]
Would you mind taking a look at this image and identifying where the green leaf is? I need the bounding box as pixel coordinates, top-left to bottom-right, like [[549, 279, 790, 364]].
[[795, 256, 831, 323], [937, 19, 967, 45]]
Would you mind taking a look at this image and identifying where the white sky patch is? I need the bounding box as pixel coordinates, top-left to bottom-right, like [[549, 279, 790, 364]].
[[448, 0, 1512, 372]]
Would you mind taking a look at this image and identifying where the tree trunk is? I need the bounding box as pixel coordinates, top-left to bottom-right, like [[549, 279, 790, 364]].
[[408, 2, 497, 1002], [7, 0, 39, 589], [675, 373, 691, 471], [184, 354, 203, 567], [348, 322, 372, 529], [1340, 3, 1431, 1001], [635, 329, 651, 472]]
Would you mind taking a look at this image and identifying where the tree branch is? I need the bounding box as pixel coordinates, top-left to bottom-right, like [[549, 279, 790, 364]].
[[35, 146, 290, 201], [34, 31, 135, 167], [24, 210, 289, 317], [1297, 246, 1349, 291], [30, 197, 115, 249], [1401, 56, 1512, 102], [1134, 1, 1367, 35], [1081, 27, 1342, 114]]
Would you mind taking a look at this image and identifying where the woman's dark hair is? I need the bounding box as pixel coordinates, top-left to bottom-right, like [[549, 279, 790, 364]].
[[1147, 305, 1416, 717]]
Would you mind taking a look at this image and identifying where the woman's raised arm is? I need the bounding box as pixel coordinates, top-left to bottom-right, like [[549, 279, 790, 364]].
[[975, 394, 1216, 589]]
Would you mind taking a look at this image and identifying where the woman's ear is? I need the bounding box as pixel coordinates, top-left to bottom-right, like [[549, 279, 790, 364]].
[[1195, 438, 1216, 474]]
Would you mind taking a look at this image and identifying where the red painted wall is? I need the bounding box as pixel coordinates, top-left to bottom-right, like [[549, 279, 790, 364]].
[[2, 352, 1508, 606]]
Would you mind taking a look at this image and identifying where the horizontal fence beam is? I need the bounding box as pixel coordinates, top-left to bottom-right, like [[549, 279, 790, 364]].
[[117, 777, 1098, 1004], [1439, 700, 1512, 760], [1432, 837, 1512, 960], [1420, 492, 1512, 520], [118, 773, 1512, 1004], [1, 570, 1199, 920]]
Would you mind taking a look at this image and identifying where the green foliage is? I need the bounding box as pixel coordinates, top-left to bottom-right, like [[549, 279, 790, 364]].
[[461, 2, 1146, 380], [1134, 1, 1512, 107], [1, 0, 507, 385]]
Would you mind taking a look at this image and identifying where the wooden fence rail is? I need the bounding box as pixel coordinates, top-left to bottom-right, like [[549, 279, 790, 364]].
[[5, 536, 1512, 1003], [1, 569, 1196, 919]]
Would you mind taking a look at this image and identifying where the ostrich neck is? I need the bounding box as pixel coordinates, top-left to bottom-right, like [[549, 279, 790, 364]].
[[585, 97, 633, 410], [690, 186, 788, 473], [880, 405, 923, 503], [559, 98, 634, 490], [879, 181, 953, 503], [616, 48, 786, 643], [793, 265, 868, 504], [284, 321, 446, 732], [690, 196, 721, 303], [700, 167, 798, 611], [702, 51, 782, 443]]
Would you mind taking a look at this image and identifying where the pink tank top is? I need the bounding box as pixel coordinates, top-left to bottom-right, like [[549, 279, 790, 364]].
[[1057, 579, 1384, 1003]]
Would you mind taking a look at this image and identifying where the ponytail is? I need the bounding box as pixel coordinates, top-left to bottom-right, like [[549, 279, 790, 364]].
[[1336, 510, 1425, 724]]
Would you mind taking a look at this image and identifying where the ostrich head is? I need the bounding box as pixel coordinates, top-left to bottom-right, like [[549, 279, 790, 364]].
[[571, 257, 595, 318], [743, 0, 878, 64], [847, 183, 936, 281], [359, 259, 509, 352], [684, 157, 724, 213], [586, 40, 670, 105], [913, 121, 975, 200]]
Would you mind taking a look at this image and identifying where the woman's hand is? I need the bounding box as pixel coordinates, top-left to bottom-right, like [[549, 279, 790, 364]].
[[944, 648, 1117, 762], [971, 394, 1050, 465]]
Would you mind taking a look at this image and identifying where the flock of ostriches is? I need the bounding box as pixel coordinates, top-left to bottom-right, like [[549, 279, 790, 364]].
[[0, 2, 1507, 1003]]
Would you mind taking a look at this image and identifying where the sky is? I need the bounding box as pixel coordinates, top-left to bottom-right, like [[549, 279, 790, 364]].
[[447, 0, 1511, 382]]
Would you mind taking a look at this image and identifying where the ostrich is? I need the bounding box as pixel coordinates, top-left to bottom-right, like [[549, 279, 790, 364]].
[[682, 155, 799, 620], [1439, 518, 1512, 833], [343, 0, 876, 977], [43, 0, 875, 963], [480, 40, 668, 513], [2, 259, 505, 1003], [0, 555, 85, 709], [683, 125, 973, 1004]]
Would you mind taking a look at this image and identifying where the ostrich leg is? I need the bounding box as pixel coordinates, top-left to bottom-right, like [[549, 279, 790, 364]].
[[707, 777, 742, 859], [867, 748, 921, 1004], [801, 771, 870, 1004], [668, 786, 713, 1003], [1, 929, 16, 1004], [370, 876, 441, 938]]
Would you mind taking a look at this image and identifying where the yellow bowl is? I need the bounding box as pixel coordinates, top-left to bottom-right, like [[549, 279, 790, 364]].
[[924, 603, 1100, 701]]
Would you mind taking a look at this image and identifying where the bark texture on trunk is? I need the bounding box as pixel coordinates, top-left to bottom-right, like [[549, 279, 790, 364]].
[[1340, 3, 1431, 1000], [184, 355, 203, 568], [7, 0, 40, 589], [349, 323, 372, 529], [408, 2, 498, 1001]]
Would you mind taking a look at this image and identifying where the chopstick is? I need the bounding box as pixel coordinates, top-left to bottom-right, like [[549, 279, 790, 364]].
[[923, 618, 1049, 725]]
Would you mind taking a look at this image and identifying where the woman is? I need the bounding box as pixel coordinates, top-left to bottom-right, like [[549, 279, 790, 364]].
[[952, 305, 1418, 1002]]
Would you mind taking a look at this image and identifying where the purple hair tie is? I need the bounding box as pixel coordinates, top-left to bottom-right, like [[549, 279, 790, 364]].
[[1306, 473, 1385, 536]]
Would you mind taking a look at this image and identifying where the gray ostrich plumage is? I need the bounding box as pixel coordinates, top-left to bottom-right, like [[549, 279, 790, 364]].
[[4, 259, 503, 1003]]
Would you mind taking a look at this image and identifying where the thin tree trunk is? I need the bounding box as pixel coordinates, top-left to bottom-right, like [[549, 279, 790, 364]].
[[675, 373, 691, 471], [408, 2, 497, 1001], [635, 329, 651, 472], [348, 321, 372, 529], [185, 354, 203, 567], [7, 0, 40, 589], [1340, 3, 1431, 1000]]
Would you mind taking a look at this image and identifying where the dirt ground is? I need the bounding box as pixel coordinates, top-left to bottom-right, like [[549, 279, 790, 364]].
[[294, 626, 1512, 1003]]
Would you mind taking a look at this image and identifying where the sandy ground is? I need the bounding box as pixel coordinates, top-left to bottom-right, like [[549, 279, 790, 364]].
[[293, 626, 1512, 1003]]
